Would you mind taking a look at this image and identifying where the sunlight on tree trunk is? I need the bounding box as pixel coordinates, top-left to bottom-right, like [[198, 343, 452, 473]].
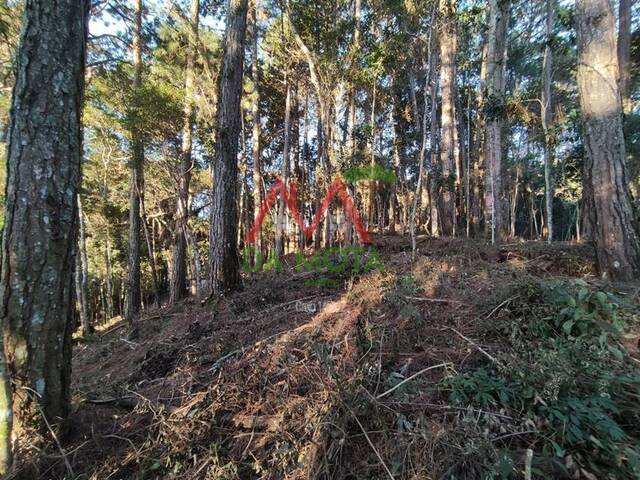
[[125, 0, 145, 326], [209, 0, 248, 295], [576, 0, 640, 280]]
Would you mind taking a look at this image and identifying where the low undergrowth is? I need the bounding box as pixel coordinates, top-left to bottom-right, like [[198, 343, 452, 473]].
[[443, 279, 640, 479]]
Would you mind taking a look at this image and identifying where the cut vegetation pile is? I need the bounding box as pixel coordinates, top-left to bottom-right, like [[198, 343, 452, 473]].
[[26, 237, 640, 479]]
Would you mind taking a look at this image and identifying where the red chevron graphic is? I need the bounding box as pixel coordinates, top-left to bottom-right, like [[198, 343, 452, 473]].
[[245, 176, 372, 245]]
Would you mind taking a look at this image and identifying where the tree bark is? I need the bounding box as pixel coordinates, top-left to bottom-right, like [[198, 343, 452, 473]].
[[344, 0, 360, 244], [276, 78, 292, 258], [171, 0, 200, 303], [483, 0, 510, 245], [617, 0, 632, 116], [617, 0, 637, 197], [429, 50, 441, 236], [471, 41, 488, 234], [576, 0, 640, 281], [140, 196, 160, 308], [104, 228, 114, 319], [438, 0, 457, 236], [125, 0, 145, 325], [542, 0, 554, 243], [76, 196, 91, 337], [249, 1, 263, 265], [0, 0, 89, 470], [411, 22, 436, 254], [367, 83, 377, 230], [209, 0, 248, 295]]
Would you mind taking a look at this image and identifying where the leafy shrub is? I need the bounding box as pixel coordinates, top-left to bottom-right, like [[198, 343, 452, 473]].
[[444, 280, 640, 479]]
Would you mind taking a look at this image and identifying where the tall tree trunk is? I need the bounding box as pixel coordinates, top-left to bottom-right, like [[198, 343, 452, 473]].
[[125, 0, 145, 325], [576, 0, 640, 280], [411, 23, 436, 254], [0, 0, 88, 470], [542, 0, 555, 243], [314, 113, 323, 250], [77, 196, 91, 337], [617, 0, 632, 116], [389, 96, 406, 235], [367, 83, 377, 230], [438, 0, 457, 236], [463, 89, 472, 236], [276, 78, 292, 258], [429, 50, 441, 236], [617, 0, 637, 197], [209, 0, 248, 294], [140, 196, 160, 308], [275, 13, 292, 257], [471, 42, 489, 234], [344, 0, 361, 244], [171, 0, 200, 303], [483, 0, 510, 245], [249, 1, 263, 265], [104, 228, 114, 319]]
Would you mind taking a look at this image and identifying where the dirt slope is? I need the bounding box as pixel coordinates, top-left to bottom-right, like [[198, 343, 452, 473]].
[[22, 236, 640, 479]]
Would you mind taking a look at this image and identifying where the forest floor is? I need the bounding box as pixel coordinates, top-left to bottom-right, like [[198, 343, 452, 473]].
[[30, 236, 640, 479]]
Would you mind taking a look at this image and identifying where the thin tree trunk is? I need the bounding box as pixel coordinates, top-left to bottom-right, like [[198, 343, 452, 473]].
[[438, 0, 457, 236], [389, 101, 402, 234], [617, 0, 636, 197], [576, 0, 640, 280], [209, 0, 248, 294], [276, 78, 292, 258], [125, 0, 145, 325], [617, 0, 632, 116], [344, 0, 361, 244], [483, 0, 510, 245], [411, 20, 436, 255], [104, 228, 114, 319], [472, 42, 488, 234], [171, 0, 200, 303], [0, 0, 89, 469], [368, 83, 377, 229], [314, 112, 323, 250], [77, 196, 91, 337], [429, 50, 441, 236], [140, 196, 160, 308], [249, 1, 263, 265], [542, 0, 554, 243], [510, 165, 520, 238], [464, 89, 472, 237], [185, 225, 202, 295]]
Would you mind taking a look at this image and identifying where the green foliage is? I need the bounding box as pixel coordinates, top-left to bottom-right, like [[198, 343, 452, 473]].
[[445, 281, 640, 479], [544, 279, 624, 341], [342, 164, 396, 183], [449, 368, 513, 407]]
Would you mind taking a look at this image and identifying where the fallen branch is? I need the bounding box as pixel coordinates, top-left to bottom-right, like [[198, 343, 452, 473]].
[[209, 349, 242, 373], [445, 327, 504, 367], [376, 362, 450, 399], [405, 296, 468, 305], [484, 295, 519, 320], [83, 396, 138, 410], [343, 403, 395, 480]]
